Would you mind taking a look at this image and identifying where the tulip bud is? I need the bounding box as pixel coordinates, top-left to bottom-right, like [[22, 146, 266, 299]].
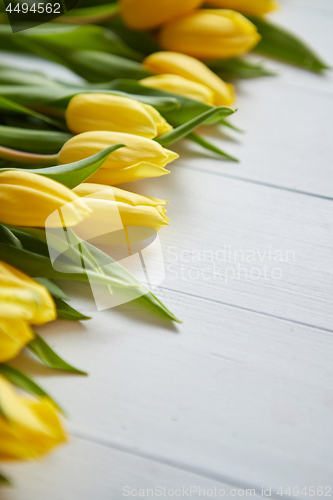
[[0, 375, 67, 460], [158, 10, 261, 60], [72, 183, 169, 245], [0, 171, 91, 228], [0, 261, 56, 363], [119, 0, 204, 30], [0, 261, 56, 326], [58, 131, 179, 185], [143, 52, 235, 106], [66, 94, 173, 138], [205, 0, 278, 16], [0, 318, 34, 363], [140, 74, 215, 104]]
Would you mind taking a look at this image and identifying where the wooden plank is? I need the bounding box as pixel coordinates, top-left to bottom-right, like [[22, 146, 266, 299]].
[[1, 437, 246, 500], [9, 287, 333, 491], [121, 162, 333, 330], [281, 0, 333, 11], [173, 79, 333, 198]]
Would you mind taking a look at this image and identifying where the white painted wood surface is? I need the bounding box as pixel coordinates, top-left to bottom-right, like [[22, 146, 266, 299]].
[[1, 1, 333, 498]]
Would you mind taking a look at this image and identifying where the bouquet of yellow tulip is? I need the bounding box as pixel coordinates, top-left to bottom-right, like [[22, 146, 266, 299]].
[[0, 0, 327, 487], [0, 56, 238, 161]]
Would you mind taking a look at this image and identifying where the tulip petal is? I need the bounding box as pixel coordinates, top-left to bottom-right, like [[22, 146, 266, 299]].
[[119, 0, 204, 30], [58, 131, 178, 185], [74, 184, 168, 207], [66, 94, 159, 138], [0, 171, 91, 228], [0, 260, 56, 325], [205, 0, 279, 16], [0, 375, 66, 460], [158, 10, 261, 60], [141, 74, 215, 104], [144, 52, 236, 106], [0, 319, 34, 363], [88, 161, 171, 185]]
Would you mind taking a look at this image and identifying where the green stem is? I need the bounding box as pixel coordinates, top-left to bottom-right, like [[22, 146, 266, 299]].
[[0, 146, 58, 166], [32, 106, 66, 119]]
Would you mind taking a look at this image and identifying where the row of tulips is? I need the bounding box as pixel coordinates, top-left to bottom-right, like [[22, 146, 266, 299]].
[[0, 95, 183, 481], [0, 0, 327, 487], [0, 260, 66, 464]]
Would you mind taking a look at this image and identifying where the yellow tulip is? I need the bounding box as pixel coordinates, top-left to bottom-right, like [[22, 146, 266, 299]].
[[0, 319, 34, 363], [0, 261, 56, 362], [143, 52, 235, 106], [0, 171, 91, 228], [158, 10, 261, 60], [66, 94, 173, 138], [205, 0, 278, 15], [141, 103, 173, 137], [0, 261, 56, 326], [140, 74, 215, 104], [119, 0, 204, 30], [72, 183, 169, 244], [58, 131, 179, 185], [0, 375, 66, 460]]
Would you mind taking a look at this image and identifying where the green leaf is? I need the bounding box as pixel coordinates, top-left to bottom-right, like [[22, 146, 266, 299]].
[[7, 227, 181, 323], [135, 292, 182, 324], [106, 16, 161, 56], [0, 81, 178, 115], [0, 125, 71, 154], [54, 298, 91, 321], [0, 224, 23, 249], [0, 145, 125, 188], [34, 278, 70, 301], [6, 227, 50, 257], [61, 2, 120, 24], [248, 16, 329, 73], [21, 23, 142, 61], [0, 63, 59, 86], [28, 334, 87, 375], [208, 56, 276, 79], [156, 106, 235, 146], [58, 50, 151, 83], [0, 95, 64, 129], [0, 364, 63, 414], [0, 473, 11, 486], [217, 119, 244, 133], [0, 83, 78, 107], [188, 133, 239, 162], [0, 24, 78, 68], [0, 242, 82, 280], [65, 231, 182, 324]]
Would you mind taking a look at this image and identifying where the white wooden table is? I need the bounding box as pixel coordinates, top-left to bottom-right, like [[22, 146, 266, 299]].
[[1, 1, 333, 498]]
